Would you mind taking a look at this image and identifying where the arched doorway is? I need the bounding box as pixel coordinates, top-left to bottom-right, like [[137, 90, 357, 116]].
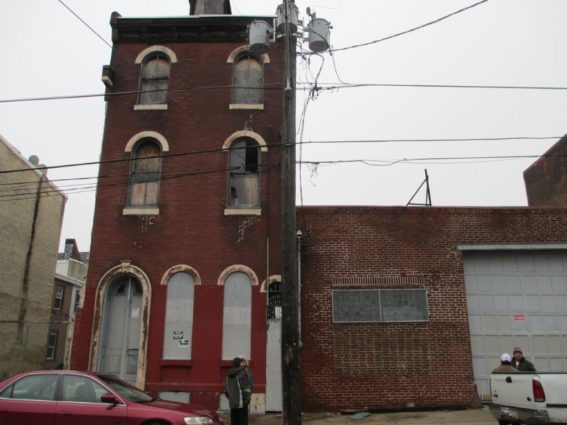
[[98, 275, 143, 383]]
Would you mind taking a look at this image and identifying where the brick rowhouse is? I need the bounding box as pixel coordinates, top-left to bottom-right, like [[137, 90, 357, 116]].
[[71, 7, 284, 409]]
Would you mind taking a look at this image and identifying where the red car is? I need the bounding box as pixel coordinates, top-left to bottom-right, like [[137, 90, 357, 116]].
[[0, 370, 224, 425]]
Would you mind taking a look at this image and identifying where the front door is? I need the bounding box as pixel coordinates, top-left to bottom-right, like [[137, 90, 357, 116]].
[[265, 281, 282, 412], [99, 276, 142, 383]]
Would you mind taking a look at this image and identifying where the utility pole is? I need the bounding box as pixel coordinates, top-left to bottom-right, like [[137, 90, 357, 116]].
[[280, 0, 301, 424]]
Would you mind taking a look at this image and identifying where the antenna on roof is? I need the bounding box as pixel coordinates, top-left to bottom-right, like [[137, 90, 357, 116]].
[[407, 169, 432, 207]]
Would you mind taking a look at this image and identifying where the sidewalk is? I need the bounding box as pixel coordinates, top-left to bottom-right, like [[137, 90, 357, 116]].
[[249, 407, 497, 425]]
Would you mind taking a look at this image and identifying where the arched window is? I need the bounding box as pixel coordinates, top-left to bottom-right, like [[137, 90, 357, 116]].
[[232, 54, 263, 105], [228, 138, 260, 208], [128, 140, 161, 207], [222, 272, 252, 359], [139, 54, 171, 105], [163, 273, 195, 360]]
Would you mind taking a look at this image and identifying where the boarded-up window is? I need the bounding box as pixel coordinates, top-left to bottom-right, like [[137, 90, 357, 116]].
[[332, 289, 428, 323], [139, 54, 170, 105], [228, 138, 259, 208], [128, 140, 161, 207], [222, 272, 252, 359], [163, 273, 195, 360], [232, 55, 263, 104]]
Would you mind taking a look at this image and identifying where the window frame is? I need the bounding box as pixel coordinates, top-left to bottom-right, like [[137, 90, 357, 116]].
[[137, 53, 171, 107], [230, 53, 264, 109], [226, 138, 261, 210], [46, 331, 58, 360], [332, 288, 429, 323], [53, 286, 64, 311], [126, 139, 162, 210]]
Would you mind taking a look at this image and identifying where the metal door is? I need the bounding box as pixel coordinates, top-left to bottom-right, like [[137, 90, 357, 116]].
[[99, 276, 142, 383], [464, 251, 567, 397], [265, 281, 282, 412]]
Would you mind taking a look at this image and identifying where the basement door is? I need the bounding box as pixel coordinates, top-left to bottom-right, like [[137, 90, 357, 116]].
[[265, 281, 282, 412], [99, 276, 142, 383], [464, 251, 567, 398]]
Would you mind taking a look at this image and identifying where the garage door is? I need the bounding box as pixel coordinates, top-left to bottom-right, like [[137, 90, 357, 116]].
[[464, 251, 567, 397]]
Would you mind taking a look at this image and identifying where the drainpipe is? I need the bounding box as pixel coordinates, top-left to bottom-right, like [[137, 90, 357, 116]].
[[296, 230, 303, 347], [18, 175, 44, 342]]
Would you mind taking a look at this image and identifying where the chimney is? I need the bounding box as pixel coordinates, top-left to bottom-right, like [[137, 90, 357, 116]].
[[189, 0, 232, 15]]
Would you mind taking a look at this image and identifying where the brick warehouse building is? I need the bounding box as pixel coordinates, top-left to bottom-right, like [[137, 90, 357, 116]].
[[297, 206, 567, 411], [71, 0, 286, 411], [71, 1, 567, 413]]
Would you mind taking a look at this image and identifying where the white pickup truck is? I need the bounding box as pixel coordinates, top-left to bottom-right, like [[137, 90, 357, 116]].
[[490, 371, 567, 425]]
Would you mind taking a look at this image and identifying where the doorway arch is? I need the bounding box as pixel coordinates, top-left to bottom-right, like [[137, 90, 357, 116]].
[[89, 261, 151, 389]]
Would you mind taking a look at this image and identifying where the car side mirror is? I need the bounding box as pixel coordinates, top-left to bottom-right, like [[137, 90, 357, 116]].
[[101, 393, 118, 405]]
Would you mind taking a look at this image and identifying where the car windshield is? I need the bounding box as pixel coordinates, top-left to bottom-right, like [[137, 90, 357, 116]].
[[97, 375, 153, 403]]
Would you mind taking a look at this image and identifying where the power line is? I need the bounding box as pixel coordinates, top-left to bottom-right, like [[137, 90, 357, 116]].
[[301, 136, 563, 144], [329, 0, 490, 53], [296, 82, 567, 91], [0, 136, 561, 175], [0, 84, 284, 104], [56, 0, 112, 48]]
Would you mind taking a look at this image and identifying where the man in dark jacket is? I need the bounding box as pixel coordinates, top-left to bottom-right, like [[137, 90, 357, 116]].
[[226, 357, 252, 425], [512, 347, 536, 371]]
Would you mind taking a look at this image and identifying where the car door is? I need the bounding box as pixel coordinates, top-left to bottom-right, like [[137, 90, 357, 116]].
[[0, 373, 58, 425], [55, 374, 127, 425]]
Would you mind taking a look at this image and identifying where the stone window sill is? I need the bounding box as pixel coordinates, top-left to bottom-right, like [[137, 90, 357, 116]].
[[229, 104, 264, 111], [123, 207, 160, 216], [134, 104, 168, 111], [224, 208, 261, 216]]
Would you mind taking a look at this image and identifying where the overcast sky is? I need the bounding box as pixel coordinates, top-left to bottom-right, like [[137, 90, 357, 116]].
[[1, 0, 566, 252]]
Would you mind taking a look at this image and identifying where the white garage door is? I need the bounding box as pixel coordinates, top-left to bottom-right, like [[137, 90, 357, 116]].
[[464, 251, 567, 397]]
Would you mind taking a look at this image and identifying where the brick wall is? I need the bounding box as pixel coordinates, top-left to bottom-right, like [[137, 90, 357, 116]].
[[524, 135, 567, 207], [71, 21, 284, 405], [298, 206, 567, 411]]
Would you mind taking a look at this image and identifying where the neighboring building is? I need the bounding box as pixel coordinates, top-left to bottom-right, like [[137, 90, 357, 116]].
[[71, 0, 285, 411], [45, 239, 88, 370], [298, 206, 567, 411], [0, 135, 66, 380], [524, 134, 567, 207]]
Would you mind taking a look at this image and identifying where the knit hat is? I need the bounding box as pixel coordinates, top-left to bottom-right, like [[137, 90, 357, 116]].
[[513, 347, 522, 354], [500, 353, 512, 363], [232, 357, 242, 367]]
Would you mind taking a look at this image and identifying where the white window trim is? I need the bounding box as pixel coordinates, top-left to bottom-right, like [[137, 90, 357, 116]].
[[123, 207, 160, 216], [134, 104, 169, 111], [224, 208, 261, 216]]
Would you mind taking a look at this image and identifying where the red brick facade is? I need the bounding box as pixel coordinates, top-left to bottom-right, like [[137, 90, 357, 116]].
[[524, 134, 567, 207], [71, 14, 284, 408], [297, 206, 567, 411]]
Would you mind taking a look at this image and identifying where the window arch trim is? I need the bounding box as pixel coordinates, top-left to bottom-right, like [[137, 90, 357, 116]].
[[135, 46, 178, 64], [260, 274, 281, 293], [218, 264, 259, 287], [160, 265, 202, 286], [90, 261, 151, 390], [222, 130, 267, 152], [226, 46, 270, 64], [125, 131, 170, 153]]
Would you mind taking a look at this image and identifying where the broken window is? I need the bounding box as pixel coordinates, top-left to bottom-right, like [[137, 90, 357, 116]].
[[232, 54, 263, 105], [127, 140, 161, 207], [228, 138, 260, 208], [139, 54, 171, 105]]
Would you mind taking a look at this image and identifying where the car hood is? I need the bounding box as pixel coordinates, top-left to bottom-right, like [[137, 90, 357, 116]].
[[143, 399, 218, 419]]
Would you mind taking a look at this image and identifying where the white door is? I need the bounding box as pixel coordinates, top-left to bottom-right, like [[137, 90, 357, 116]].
[[464, 251, 567, 397], [99, 276, 142, 383], [265, 281, 282, 412]]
